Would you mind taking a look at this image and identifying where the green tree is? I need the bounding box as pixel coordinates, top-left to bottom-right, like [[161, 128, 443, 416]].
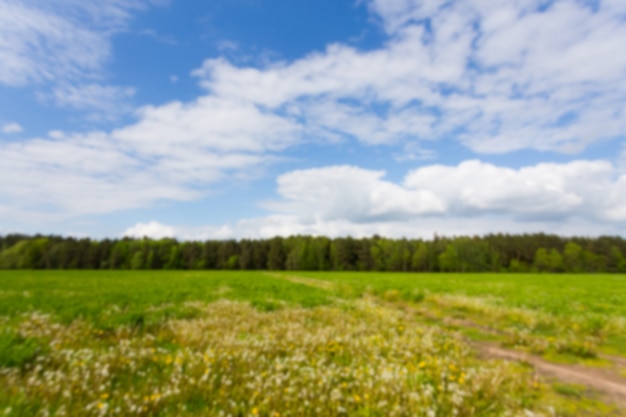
[[411, 242, 428, 271], [563, 242, 583, 272], [331, 238, 357, 271], [385, 239, 410, 272], [267, 237, 286, 270], [225, 255, 239, 270], [547, 249, 564, 272], [533, 248, 550, 272], [110, 240, 131, 269], [0, 240, 30, 268], [310, 237, 331, 270], [582, 250, 605, 272], [164, 245, 182, 269], [252, 240, 269, 269], [438, 244, 459, 272], [508, 258, 528, 272], [369, 243, 385, 271], [131, 251, 144, 270], [607, 246, 626, 273]]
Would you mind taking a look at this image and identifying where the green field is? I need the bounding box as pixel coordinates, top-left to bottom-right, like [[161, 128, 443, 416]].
[[1, 271, 625, 416], [298, 272, 626, 357]]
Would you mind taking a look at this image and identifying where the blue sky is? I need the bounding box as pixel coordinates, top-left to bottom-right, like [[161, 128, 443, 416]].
[[2, 0, 626, 240]]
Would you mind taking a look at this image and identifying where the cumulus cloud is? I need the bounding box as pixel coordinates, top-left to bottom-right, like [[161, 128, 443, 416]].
[[270, 161, 626, 224], [1, 122, 23, 134], [264, 166, 445, 222], [404, 160, 620, 221], [124, 221, 175, 239], [133, 159, 626, 240]]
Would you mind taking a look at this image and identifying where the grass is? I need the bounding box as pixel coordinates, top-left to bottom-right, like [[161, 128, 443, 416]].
[[0, 329, 47, 368], [0, 271, 332, 329], [294, 272, 626, 357], [294, 272, 626, 317], [1, 270, 625, 416]]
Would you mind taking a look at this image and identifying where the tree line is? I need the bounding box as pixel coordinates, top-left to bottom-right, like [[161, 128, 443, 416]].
[[1, 233, 626, 273]]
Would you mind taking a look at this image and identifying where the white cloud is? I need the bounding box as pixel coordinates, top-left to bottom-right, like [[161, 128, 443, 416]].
[[366, 0, 449, 34], [226, 214, 620, 240], [138, 28, 177, 46], [0, 131, 197, 218], [264, 165, 445, 222], [124, 221, 175, 239], [0, 1, 108, 86], [1, 122, 23, 134], [190, 0, 626, 154], [113, 96, 300, 154], [404, 160, 618, 221], [3, 0, 626, 233], [48, 83, 136, 118], [0, 94, 300, 221], [269, 161, 626, 224], [123, 222, 240, 241], [129, 210, 626, 241], [136, 159, 626, 240], [216, 40, 239, 52], [0, 0, 152, 114]]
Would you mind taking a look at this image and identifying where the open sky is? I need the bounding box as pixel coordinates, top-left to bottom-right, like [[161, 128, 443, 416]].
[[2, 0, 626, 240]]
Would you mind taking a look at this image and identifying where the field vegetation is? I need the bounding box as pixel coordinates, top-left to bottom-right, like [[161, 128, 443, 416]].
[[1, 270, 625, 416], [295, 272, 626, 358]]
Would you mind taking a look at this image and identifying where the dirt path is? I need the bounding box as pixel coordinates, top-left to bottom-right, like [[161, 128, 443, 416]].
[[399, 303, 626, 408], [404, 303, 626, 368], [479, 342, 626, 408], [270, 273, 626, 409], [264, 272, 336, 291]]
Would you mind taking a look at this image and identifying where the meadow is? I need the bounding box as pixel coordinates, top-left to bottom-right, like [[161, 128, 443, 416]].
[[1, 270, 625, 416], [296, 272, 626, 358]]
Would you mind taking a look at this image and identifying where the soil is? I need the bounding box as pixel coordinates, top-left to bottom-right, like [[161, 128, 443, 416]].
[[265, 272, 335, 290], [270, 272, 626, 410], [405, 303, 626, 409], [478, 342, 626, 409]]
